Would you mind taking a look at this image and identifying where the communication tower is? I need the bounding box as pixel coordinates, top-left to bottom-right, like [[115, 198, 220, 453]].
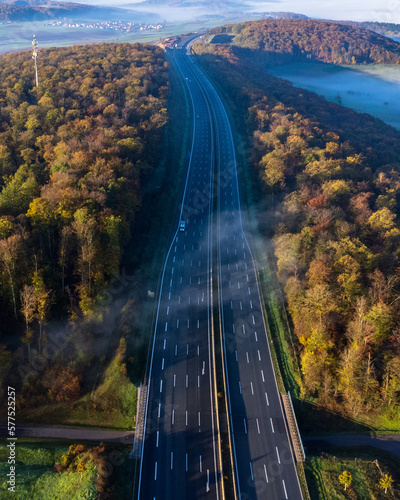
[[32, 35, 39, 87]]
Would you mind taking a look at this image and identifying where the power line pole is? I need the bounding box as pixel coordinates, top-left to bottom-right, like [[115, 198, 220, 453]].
[[32, 35, 39, 87]]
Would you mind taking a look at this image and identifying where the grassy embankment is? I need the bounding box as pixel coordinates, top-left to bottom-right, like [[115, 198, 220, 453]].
[[0, 440, 133, 500], [305, 444, 400, 499]]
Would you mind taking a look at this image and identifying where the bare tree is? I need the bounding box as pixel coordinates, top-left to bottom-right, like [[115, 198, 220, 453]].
[[0, 235, 22, 320], [20, 285, 36, 362], [59, 226, 73, 294]]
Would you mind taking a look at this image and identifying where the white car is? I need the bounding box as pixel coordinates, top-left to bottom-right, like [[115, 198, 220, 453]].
[[179, 221, 186, 231]]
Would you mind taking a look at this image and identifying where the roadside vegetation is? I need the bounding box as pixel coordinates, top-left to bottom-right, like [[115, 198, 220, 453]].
[[304, 445, 400, 499], [0, 440, 133, 499], [0, 42, 168, 427], [193, 20, 400, 431]]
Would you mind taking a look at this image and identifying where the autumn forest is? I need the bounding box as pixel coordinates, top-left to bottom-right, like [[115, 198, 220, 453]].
[[194, 22, 400, 423], [0, 43, 167, 411]]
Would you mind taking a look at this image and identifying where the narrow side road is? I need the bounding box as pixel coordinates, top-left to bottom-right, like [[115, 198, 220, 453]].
[[304, 434, 400, 459], [0, 426, 134, 443]]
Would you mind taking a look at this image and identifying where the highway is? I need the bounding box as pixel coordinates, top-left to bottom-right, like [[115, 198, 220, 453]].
[[137, 36, 220, 500], [137, 35, 303, 500]]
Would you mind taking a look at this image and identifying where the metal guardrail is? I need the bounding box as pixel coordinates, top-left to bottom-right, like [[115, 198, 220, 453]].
[[281, 392, 305, 462], [131, 383, 148, 460]]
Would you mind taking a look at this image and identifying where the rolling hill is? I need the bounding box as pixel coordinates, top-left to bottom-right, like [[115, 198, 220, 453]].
[[208, 19, 400, 64]]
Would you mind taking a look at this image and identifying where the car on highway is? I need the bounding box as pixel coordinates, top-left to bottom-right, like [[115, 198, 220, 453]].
[[179, 220, 186, 231]]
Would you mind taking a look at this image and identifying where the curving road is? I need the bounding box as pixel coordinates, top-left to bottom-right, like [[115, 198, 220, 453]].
[[137, 36, 303, 500]]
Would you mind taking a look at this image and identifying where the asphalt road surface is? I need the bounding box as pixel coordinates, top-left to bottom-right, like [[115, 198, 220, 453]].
[[137, 36, 303, 500], [137, 36, 220, 500]]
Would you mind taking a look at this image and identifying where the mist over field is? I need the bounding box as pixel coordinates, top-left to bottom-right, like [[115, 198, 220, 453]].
[[268, 63, 400, 130]]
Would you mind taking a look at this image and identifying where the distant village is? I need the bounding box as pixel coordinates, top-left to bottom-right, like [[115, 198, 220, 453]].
[[44, 20, 164, 32]]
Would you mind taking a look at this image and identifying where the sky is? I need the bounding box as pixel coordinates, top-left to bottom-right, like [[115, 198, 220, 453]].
[[105, 0, 400, 24], [247, 0, 400, 23]]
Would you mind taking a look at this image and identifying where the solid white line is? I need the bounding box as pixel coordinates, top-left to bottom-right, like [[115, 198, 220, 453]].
[[186, 411, 188, 426], [276, 447, 281, 464], [171, 452, 174, 470], [200, 455, 202, 472], [264, 464, 269, 483], [283, 480, 288, 499], [186, 374, 188, 388], [270, 418, 275, 433], [154, 462, 157, 480]]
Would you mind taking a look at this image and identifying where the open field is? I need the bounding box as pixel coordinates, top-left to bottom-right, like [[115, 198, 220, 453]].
[[268, 62, 400, 130]]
